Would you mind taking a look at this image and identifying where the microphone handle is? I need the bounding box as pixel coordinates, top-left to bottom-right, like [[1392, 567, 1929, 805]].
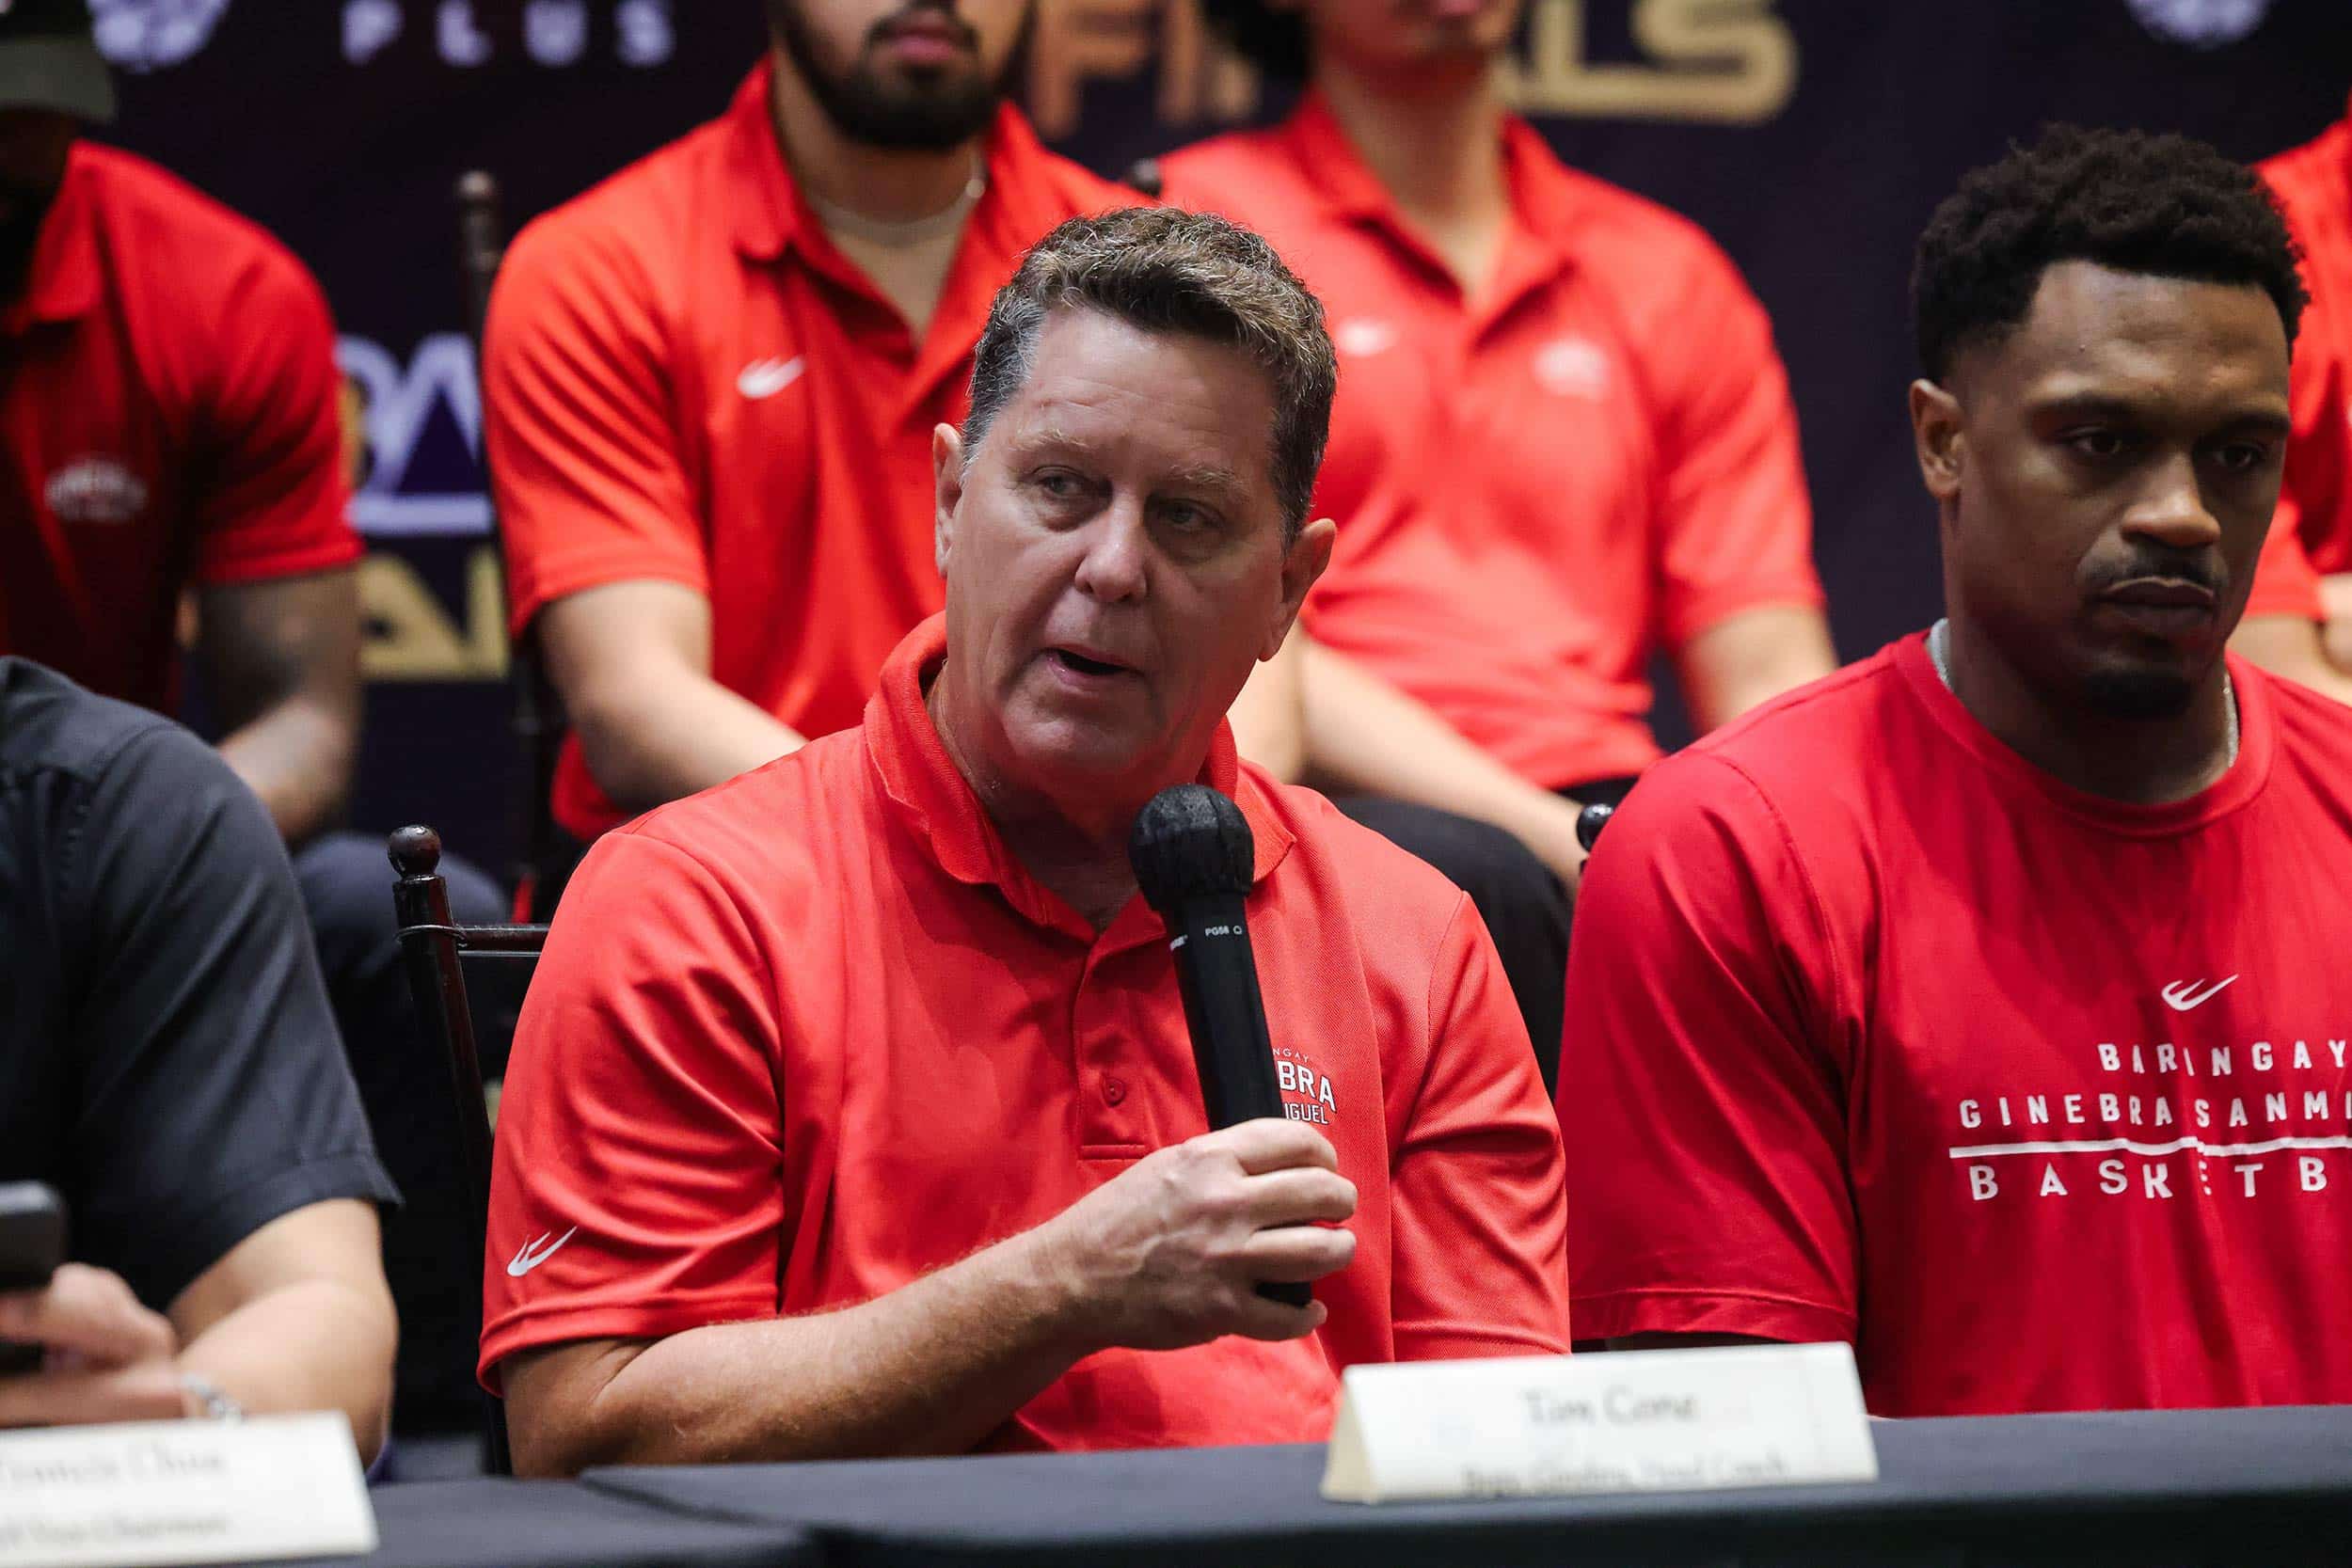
[[1168, 893, 1312, 1309]]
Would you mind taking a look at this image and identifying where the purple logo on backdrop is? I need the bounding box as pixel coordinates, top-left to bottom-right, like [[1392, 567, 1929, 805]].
[[89, 0, 232, 71], [338, 334, 491, 538]]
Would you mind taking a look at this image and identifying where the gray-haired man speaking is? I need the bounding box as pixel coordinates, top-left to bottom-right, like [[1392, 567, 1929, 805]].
[[481, 208, 1571, 1474]]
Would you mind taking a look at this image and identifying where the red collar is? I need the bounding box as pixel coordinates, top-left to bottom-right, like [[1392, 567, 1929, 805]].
[[863, 616, 1295, 939], [3, 145, 100, 334], [1274, 90, 1585, 310]]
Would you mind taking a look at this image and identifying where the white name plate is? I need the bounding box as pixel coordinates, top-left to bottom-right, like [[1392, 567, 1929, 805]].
[[0, 1413, 376, 1567], [1321, 1342, 1878, 1504]]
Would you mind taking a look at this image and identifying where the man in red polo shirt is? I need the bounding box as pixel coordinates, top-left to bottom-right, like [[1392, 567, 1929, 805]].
[[2233, 92, 2352, 705], [1561, 128, 2352, 1416], [487, 0, 1133, 847], [0, 2, 504, 1434], [483, 209, 1570, 1472], [1157, 3, 1836, 859]]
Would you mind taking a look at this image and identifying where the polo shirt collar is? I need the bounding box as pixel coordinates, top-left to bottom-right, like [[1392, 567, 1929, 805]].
[[4, 145, 100, 334], [1279, 89, 1587, 298], [864, 615, 1295, 941]]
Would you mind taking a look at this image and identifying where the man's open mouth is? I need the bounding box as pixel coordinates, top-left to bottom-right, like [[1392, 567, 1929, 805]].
[[1049, 649, 1128, 677]]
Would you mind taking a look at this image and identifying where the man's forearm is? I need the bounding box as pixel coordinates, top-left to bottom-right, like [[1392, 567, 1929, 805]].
[[509, 1225, 1089, 1476], [178, 1278, 395, 1465], [572, 670, 809, 815], [216, 700, 354, 847], [1299, 641, 1586, 878]]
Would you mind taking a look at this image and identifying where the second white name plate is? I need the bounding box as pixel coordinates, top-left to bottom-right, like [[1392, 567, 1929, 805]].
[[1321, 1341, 1879, 1504], [0, 1412, 376, 1568]]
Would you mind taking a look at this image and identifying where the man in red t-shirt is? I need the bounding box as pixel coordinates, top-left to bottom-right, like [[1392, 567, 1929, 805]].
[[0, 3, 502, 1432], [1560, 127, 2352, 1417], [483, 209, 1569, 1473], [2233, 92, 2352, 706]]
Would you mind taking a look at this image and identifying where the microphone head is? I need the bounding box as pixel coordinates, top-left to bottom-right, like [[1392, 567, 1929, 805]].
[[1127, 784, 1254, 914]]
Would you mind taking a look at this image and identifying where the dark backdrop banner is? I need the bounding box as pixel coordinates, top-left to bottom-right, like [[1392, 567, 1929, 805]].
[[93, 0, 2352, 873]]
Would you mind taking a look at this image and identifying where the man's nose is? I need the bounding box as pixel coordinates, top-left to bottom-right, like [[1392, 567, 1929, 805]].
[[1072, 499, 1149, 604], [2119, 451, 2224, 554]]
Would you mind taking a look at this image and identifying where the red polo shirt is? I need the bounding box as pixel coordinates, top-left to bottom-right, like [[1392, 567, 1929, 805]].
[[2244, 98, 2352, 624], [1562, 638, 2352, 1416], [1159, 98, 1821, 790], [486, 65, 1132, 840], [0, 143, 358, 711], [480, 615, 1572, 1449]]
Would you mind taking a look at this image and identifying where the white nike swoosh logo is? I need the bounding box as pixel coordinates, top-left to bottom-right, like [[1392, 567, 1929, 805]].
[[506, 1226, 579, 1276], [2160, 975, 2238, 1012], [736, 356, 805, 400]]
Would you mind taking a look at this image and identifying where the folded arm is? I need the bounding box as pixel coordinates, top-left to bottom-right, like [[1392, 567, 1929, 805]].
[[1297, 638, 1589, 883], [536, 579, 807, 815], [199, 568, 361, 847]]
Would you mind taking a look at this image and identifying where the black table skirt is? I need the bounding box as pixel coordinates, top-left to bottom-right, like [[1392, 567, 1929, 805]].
[[571, 1405, 2352, 1568]]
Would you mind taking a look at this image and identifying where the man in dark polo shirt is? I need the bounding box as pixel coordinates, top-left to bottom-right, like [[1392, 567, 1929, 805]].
[[0, 2, 503, 1431], [0, 657, 397, 1458]]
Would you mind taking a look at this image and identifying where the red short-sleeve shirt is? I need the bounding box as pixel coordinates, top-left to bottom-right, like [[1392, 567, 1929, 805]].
[[485, 66, 1131, 840], [1560, 636, 2352, 1416], [481, 616, 1572, 1449], [2242, 100, 2352, 626], [0, 143, 358, 711], [1159, 99, 1822, 790]]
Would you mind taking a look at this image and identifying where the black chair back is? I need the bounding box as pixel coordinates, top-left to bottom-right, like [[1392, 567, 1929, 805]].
[[456, 171, 579, 920], [389, 825, 548, 1476]]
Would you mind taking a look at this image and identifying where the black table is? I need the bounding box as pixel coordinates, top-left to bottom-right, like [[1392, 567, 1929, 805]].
[[285, 1478, 818, 1568], [575, 1405, 2352, 1567]]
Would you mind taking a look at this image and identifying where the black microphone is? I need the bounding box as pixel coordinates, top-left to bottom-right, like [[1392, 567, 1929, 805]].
[[1128, 784, 1314, 1309]]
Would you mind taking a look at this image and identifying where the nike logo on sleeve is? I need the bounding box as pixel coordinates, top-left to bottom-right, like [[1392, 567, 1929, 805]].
[[506, 1227, 579, 1276]]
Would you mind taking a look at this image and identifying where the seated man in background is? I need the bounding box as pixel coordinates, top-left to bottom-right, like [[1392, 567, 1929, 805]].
[[1561, 127, 2352, 1415], [487, 0, 1130, 848], [0, 4, 501, 1433], [0, 657, 397, 1460], [484, 210, 1570, 1474], [1152, 0, 1838, 1062], [2232, 89, 2352, 705]]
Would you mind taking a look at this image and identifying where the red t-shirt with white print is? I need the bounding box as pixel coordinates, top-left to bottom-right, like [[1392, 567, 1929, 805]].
[[1561, 632, 2352, 1416]]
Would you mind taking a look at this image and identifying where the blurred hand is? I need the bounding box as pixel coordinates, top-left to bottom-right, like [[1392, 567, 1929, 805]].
[[1525, 796, 1591, 892], [1040, 1118, 1358, 1353], [0, 1263, 186, 1427]]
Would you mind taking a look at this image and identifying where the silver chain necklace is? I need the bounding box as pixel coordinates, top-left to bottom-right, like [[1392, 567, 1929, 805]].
[[807, 158, 987, 247], [1927, 618, 2238, 768]]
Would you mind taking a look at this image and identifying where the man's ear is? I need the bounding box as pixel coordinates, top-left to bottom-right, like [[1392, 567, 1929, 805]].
[[932, 423, 965, 577], [1264, 516, 1335, 661], [1909, 378, 1966, 505]]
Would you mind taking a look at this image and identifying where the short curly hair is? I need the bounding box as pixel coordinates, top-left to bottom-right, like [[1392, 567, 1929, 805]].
[[963, 207, 1336, 541], [1913, 125, 2306, 383], [1198, 0, 1310, 82]]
